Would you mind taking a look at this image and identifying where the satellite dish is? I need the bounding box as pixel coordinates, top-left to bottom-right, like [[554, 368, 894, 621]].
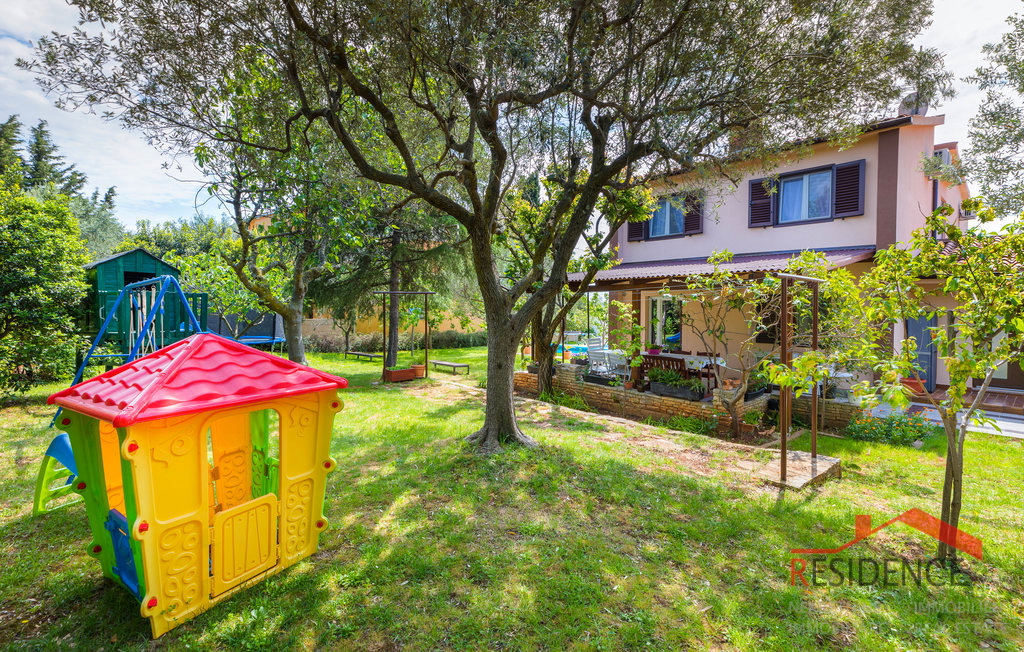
[[898, 92, 929, 116]]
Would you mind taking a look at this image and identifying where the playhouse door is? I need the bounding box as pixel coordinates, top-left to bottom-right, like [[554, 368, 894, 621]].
[[210, 493, 279, 596]]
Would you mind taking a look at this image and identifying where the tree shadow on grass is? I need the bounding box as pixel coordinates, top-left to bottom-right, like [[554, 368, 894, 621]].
[[288, 434, 1018, 650], [2, 400, 1019, 649], [425, 398, 484, 422]]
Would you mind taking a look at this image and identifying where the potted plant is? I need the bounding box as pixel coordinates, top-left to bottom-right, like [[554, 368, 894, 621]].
[[411, 355, 426, 378], [744, 368, 770, 401], [384, 366, 416, 382], [740, 410, 762, 435], [610, 300, 647, 389], [901, 377, 926, 396], [646, 342, 663, 355], [648, 368, 706, 401], [527, 363, 554, 376]]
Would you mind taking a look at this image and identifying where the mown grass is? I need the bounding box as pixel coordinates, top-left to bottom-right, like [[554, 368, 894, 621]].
[[0, 347, 1022, 650]]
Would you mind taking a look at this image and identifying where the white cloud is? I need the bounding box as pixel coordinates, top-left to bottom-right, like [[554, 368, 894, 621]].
[[0, 2, 204, 227]]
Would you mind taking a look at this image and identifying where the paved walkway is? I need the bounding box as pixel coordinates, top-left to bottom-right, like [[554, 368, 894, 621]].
[[872, 401, 1024, 440]]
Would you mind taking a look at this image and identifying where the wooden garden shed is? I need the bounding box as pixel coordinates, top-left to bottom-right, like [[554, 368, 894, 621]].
[[81, 248, 208, 352]]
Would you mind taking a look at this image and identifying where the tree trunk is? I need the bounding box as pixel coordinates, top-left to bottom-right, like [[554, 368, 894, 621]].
[[936, 416, 966, 561], [282, 308, 306, 365], [723, 389, 743, 437], [465, 322, 539, 453], [533, 315, 555, 396], [385, 234, 401, 368]]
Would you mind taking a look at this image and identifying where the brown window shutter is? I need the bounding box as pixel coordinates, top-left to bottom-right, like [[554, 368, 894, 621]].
[[627, 207, 650, 241], [833, 159, 865, 218], [683, 195, 702, 234], [748, 178, 775, 227]]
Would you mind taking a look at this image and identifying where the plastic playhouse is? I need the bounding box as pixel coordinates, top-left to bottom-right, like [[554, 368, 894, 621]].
[[47, 333, 347, 637]]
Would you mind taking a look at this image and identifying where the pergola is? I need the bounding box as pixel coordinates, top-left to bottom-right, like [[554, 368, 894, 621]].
[[374, 290, 435, 381]]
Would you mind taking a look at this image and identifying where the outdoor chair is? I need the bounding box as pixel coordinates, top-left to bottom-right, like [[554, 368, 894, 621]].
[[588, 350, 609, 373], [606, 352, 630, 380], [587, 337, 604, 353]]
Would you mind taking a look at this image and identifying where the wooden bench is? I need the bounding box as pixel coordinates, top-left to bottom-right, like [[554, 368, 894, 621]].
[[431, 360, 470, 375], [345, 351, 383, 361]]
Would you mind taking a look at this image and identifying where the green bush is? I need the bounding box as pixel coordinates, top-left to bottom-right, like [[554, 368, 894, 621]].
[[643, 414, 718, 436], [747, 368, 770, 392], [648, 368, 705, 392], [845, 412, 936, 446], [539, 389, 593, 412], [306, 329, 487, 353]]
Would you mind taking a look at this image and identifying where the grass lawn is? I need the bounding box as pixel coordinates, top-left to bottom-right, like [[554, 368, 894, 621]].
[[0, 346, 1022, 650]]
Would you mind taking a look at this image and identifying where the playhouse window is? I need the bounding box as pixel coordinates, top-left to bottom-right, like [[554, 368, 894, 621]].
[[206, 408, 281, 513]]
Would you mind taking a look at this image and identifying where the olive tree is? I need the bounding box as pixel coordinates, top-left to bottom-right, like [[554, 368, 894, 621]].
[[26, 0, 949, 451], [965, 12, 1024, 216]]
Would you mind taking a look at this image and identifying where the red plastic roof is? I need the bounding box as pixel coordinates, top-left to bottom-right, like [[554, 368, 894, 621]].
[[49, 333, 348, 427]]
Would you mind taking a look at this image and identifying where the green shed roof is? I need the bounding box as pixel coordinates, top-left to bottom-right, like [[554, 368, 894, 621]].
[[84, 248, 179, 272]]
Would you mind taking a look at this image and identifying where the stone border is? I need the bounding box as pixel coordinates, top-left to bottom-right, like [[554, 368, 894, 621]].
[[513, 364, 769, 429]]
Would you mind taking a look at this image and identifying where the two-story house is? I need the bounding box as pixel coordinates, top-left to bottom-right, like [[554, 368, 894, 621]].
[[569, 113, 1023, 402]]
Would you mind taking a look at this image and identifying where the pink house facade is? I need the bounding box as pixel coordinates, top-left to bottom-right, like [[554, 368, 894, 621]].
[[570, 114, 1024, 400]]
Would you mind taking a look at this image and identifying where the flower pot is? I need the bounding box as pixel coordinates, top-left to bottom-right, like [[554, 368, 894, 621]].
[[570, 356, 588, 365], [411, 364, 426, 378], [583, 372, 616, 386], [646, 347, 662, 355], [744, 387, 767, 401], [624, 380, 635, 390], [901, 377, 926, 395], [527, 364, 554, 376], [384, 367, 416, 382], [650, 382, 704, 401]]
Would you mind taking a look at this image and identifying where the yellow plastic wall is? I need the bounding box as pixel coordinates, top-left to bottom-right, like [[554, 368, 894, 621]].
[[122, 391, 341, 638], [98, 420, 125, 516], [208, 412, 254, 512]]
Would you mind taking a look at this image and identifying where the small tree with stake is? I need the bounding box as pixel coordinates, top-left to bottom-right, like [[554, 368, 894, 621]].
[[846, 199, 1024, 560]]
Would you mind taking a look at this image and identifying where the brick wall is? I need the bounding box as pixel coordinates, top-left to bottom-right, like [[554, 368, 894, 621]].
[[791, 394, 864, 431], [513, 364, 769, 430]]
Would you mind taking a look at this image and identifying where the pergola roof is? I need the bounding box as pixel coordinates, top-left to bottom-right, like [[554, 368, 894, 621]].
[[568, 247, 876, 291]]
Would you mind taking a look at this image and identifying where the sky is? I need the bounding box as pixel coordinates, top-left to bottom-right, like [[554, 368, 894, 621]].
[[0, 0, 1020, 229]]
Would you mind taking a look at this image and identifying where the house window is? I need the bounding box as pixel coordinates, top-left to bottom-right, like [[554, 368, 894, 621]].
[[650, 198, 684, 237], [628, 195, 702, 241], [779, 169, 832, 224], [748, 159, 864, 228]]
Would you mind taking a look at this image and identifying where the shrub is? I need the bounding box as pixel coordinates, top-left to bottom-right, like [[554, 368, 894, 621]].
[[647, 367, 685, 386], [747, 368, 770, 392], [845, 412, 936, 446], [305, 333, 347, 353], [643, 414, 718, 436], [305, 329, 487, 353], [539, 389, 593, 412], [431, 329, 488, 349]]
